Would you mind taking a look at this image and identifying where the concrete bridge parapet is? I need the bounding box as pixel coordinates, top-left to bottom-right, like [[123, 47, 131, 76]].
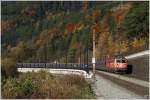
[[17, 68, 93, 78]]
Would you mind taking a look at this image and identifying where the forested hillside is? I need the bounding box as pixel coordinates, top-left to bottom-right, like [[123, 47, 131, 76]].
[[1, 1, 149, 78], [1, 1, 149, 99]]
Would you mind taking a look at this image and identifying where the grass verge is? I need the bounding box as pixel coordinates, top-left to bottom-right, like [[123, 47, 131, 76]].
[[1, 70, 95, 99]]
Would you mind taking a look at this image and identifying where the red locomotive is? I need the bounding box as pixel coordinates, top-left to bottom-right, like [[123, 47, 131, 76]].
[[96, 55, 128, 73]]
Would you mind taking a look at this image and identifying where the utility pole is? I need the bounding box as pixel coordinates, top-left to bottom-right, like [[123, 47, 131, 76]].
[[44, 43, 47, 63], [46, 22, 48, 63], [66, 51, 67, 67], [86, 37, 89, 73], [80, 43, 81, 67], [92, 29, 96, 79]]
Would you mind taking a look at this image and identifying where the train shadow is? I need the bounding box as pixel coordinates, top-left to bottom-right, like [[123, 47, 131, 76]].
[[126, 64, 133, 74]]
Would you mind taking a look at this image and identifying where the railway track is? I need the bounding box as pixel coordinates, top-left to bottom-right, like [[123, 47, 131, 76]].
[[96, 70, 148, 88], [95, 70, 149, 99]]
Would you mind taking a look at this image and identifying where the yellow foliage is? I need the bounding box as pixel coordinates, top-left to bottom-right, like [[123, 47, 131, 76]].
[[2, 57, 17, 77], [97, 32, 130, 56], [132, 37, 147, 49], [2, 58, 15, 68], [113, 40, 129, 54], [111, 3, 132, 12], [35, 39, 43, 48], [107, 34, 115, 56], [8, 42, 27, 61], [75, 22, 84, 31], [111, 3, 132, 27], [9, 47, 22, 60], [96, 31, 110, 57], [119, 40, 129, 53]]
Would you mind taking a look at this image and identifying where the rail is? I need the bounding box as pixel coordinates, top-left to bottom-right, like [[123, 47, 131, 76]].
[[97, 71, 149, 88]]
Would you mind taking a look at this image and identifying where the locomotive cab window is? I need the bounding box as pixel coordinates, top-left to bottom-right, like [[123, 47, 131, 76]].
[[116, 60, 121, 63], [122, 60, 126, 63], [116, 59, 126, 63]]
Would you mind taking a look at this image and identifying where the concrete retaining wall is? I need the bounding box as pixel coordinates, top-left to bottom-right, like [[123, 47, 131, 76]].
[[17, 68, 93, 78]]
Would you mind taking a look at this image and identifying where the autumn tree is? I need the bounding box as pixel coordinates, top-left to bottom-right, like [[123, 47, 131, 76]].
[[131, 37, 148, 49], [2, 58, 17, 78], [92, 9, 101, 22], [82, 1, 88, 11], [96, 32, 109, 58], [8, 41, 34, 62], [65, 23, 75, 34], [107, 34, 115, 56]]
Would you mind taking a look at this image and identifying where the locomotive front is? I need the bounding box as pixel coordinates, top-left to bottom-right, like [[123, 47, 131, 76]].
[[114, 56, 128, 73]]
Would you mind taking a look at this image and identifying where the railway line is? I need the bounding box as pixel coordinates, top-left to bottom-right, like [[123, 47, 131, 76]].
[[93, 70, 149, 99], [92, 50, 149, 99], [96, 70, 148, 88], [17, 50, 149, 99]]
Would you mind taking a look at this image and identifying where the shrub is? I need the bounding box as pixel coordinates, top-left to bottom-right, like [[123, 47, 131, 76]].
[[1, 58, 17, 78], [20, 79, 34, 96], [2, 77, 35, 99], [2, 71, 95, 99], [60, 75, 88, 87], [2, 78, 20, 99]]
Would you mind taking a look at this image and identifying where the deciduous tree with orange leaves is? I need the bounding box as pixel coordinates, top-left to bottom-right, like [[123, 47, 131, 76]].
[[65, 23, 75, 33]]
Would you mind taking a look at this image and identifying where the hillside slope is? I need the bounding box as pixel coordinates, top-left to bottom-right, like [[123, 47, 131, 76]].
[[1, 1, 149, 77]]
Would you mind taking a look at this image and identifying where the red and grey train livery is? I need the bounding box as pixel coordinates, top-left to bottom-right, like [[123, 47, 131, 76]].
[[96, 55, 128, 73]]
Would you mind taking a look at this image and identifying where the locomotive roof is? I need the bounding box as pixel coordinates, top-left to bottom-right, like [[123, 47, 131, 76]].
[[100, 55, 126, 60], [113, 55, 126, 59]]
